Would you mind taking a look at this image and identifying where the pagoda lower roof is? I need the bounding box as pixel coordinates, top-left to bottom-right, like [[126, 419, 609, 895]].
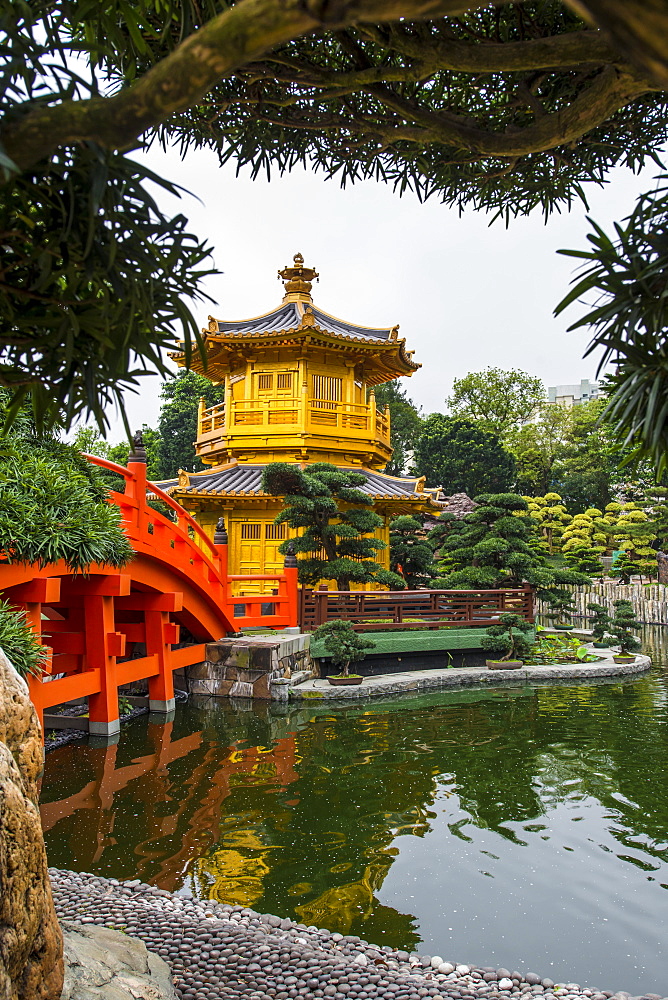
[[212, 300, 394, 341], [155, 462, 444, 506]]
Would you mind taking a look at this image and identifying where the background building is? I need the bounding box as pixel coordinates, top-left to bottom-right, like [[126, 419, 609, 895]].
[[547, 379, 599, 407]]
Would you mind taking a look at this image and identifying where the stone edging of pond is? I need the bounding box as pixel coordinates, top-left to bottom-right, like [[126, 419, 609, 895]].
[[288, 652, 653, 701], [48, 869, 663, 1000]]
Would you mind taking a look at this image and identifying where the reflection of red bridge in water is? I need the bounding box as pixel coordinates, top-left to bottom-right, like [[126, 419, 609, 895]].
[[39, 721, 300, 892], [0, 455, 298, 737]]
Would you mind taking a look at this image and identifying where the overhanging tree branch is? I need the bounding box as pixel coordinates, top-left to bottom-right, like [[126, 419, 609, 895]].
[[363, 66, 654, 157], [0, 0, 491, 172]]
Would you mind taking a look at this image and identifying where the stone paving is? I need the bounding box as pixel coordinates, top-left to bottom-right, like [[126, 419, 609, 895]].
[[288, 651, 652, 702], [49, 871, 666, 1000]]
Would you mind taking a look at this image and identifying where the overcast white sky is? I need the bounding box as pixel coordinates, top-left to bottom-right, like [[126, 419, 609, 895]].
[[102, 143, 661, 441]]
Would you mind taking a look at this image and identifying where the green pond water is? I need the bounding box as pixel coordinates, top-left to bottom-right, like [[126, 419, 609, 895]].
[[41, 630, 668, 995]]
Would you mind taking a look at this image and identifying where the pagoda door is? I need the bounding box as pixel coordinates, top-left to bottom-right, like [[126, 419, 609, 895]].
[[238, 522, 263, 588], [264, 523, 287, 577]]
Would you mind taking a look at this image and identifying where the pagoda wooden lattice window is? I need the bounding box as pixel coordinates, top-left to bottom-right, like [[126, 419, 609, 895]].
[[277, 373, 292, 390], [258, 374, 273, 391], [312, 375, 342, 410], [265, 523, 286, 540]]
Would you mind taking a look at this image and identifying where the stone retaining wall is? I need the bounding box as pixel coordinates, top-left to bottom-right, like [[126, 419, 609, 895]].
[[288, 651, 653, 701], [184, 632, 316, 700]]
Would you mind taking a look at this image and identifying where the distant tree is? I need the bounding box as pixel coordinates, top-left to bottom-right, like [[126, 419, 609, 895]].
[[389, 516, 435, 589], [72, 424, 161, 480], [414, 416, 515, 496], [433, 492, 589, 596], [262, 462, 405, 592], [446, 369, 545, 439], [373, 382, 422, 477], [156, 371, 225, 479], [506, 404, 572, 495], [554, 400, 620, 512]]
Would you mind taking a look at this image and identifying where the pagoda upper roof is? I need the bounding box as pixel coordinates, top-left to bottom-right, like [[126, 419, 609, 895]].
[[211, 299, 395, 342]]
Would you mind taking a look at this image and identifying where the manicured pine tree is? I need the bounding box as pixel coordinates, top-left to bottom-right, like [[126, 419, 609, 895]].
[[609, 600, 643, 657], [561, 509, 608, 574], [433, 493, 589, 595], [389, 515, 435, 589], [648, 488, 668, 550], [261, 463, 405, 591], [522, 493, 571, 555], [611, 504, 658, 582]]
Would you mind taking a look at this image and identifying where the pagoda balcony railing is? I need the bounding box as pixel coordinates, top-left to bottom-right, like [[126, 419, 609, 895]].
[[198, 397, 391, 446], [199, 401, 226, 435]]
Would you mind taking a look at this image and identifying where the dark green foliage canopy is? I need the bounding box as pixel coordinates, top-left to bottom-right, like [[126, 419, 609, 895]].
[[389, 515, 435, 589], [434, 492, 589, 595], [414, 416, 516, 496], [2, 0, 668, 436], [372, 382, 422, 476], [1, 141, 216, 432], [156, 371, 225, 479], [261, 462, 405, 591]]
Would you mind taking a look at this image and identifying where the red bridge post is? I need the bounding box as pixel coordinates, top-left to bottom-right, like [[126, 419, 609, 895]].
[[284, 543, 299, 628]]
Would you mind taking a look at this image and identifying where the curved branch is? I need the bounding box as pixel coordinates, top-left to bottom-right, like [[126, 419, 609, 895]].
[[0, 0, 488, 173], [565, 0, 668, 88], [363, 66, 655, 157], [245, 28, 620, 92], [379, 26, 619, 74]]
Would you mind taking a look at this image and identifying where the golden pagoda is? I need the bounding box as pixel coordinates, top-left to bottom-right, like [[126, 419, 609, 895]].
[[158, 254, 443, 590]]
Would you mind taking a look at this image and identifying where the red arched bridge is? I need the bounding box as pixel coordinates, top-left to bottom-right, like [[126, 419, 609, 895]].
[[0, 455, 298, 737]]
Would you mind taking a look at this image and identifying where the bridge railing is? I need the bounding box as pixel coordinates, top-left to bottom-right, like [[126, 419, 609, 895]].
[[299, 586, 535, 631], [86, 454, 298, 630]]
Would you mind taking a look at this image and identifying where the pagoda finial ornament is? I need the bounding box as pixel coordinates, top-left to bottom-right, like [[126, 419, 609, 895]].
[[278, 252, 319, 301]]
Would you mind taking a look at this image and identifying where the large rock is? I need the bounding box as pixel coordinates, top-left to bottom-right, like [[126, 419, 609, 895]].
[[0, 647, 63, 1000], [61, 922, 177, 1000]]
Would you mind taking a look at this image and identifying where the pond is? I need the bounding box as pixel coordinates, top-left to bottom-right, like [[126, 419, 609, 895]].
[[40, 630, 668, 996]]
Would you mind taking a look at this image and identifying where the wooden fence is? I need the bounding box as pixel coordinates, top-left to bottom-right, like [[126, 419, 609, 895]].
[[536, 582, 668, 625], [299, 587, 534, 632]]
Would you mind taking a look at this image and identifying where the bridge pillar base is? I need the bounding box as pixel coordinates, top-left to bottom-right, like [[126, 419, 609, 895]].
[[149, 698, 176, 714], [89, 719, 120, 736]]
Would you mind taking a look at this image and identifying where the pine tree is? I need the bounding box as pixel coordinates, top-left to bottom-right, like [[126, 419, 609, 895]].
[[522, 493, 571, 555], [561, 509, 608, 574], [262, 463, 405, 591], [609, 600, 642, 657], [433, 493, 589, 595], [611, 504, 658, 582], [389, 516, 435, 589]]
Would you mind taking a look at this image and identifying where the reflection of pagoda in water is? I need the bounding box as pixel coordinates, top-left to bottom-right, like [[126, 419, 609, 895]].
[[157, 255, 443, 587]]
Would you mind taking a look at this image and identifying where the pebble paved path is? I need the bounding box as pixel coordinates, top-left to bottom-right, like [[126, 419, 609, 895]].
[[49, 870, 665, 1000]]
